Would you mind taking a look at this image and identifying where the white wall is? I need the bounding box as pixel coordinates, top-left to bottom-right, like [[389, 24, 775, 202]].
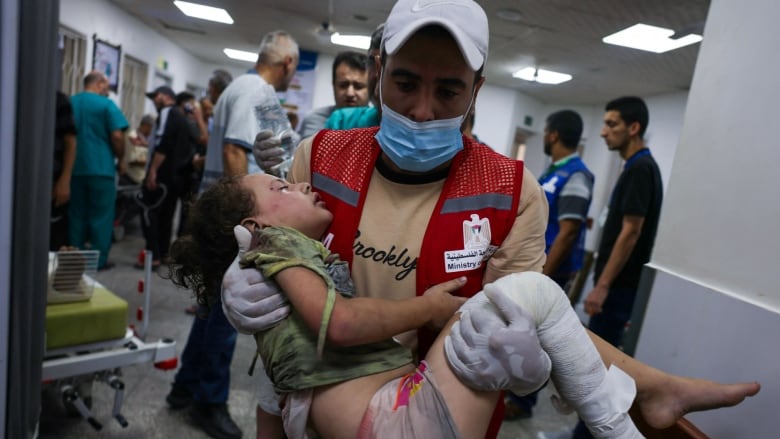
[[310, 53, 336, 110], [473, 83, 521, 158], [636, 0, 780, 436], [649, 0, 780, 312]]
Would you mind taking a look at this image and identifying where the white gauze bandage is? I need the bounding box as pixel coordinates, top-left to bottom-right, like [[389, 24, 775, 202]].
[[446, 272, 643, 439]]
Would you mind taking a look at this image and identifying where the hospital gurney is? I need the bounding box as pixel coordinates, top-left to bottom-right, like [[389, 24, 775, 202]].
[[41, 250, 177, 430]]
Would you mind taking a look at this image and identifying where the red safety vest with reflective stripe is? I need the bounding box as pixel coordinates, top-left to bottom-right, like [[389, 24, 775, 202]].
[[310, 127, 524, 356]]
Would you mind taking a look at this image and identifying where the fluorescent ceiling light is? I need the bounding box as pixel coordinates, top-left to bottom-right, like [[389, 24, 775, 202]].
[[603, 23, 702, 53], [174, 1, 234, 24], [223, 48, 256, 62], [330, 33, 371, 50], [512, 67, 572, 85]]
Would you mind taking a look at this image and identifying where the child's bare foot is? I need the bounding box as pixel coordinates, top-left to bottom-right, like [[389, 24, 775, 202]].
[[636, 374, 760, 429]]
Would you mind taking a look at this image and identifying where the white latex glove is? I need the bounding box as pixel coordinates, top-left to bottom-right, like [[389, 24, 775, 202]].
[[253, 129, 289, 172], [444, 290, 551, 396], [221, 225, 291, 334]]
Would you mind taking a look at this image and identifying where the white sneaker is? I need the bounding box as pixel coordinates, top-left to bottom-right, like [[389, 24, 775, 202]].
[[537, 431, 573, 439]]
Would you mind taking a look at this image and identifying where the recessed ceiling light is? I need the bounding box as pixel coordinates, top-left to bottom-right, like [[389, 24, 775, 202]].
[[513, 67, 572, 85], [174, 1, 234, 24], [603, 23, 702, 53], [496, 8, 523, 22], [330, 33, 371, 50], [223, 48, 256, 62]]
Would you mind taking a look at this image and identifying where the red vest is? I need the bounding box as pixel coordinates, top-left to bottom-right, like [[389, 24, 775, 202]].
[[310, 127, 524, 356]]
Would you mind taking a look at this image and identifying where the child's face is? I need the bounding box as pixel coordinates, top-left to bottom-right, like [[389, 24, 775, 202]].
[[240, 174, 333, 239]]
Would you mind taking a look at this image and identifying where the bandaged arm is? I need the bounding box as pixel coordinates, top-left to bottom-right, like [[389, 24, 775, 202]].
[[446, 272, 643, 439]]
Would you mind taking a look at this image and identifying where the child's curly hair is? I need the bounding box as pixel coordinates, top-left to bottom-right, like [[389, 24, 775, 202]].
[[167, 176, 257, 308]]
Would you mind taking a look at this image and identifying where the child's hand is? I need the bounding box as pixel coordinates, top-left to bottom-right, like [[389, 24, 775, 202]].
[[423, 277, 467, 330]]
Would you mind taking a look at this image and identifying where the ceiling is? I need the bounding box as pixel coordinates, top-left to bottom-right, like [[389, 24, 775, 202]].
[[108, 0, 711, 105]]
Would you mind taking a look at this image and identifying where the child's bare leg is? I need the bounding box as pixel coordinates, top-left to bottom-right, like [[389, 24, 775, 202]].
[[590, 334, 761, 429], [424, 319, 501, 439], [255, 405, 283, 439]]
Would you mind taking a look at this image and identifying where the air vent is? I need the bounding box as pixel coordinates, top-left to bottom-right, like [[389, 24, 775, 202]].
[[158, 20, 206, 35]]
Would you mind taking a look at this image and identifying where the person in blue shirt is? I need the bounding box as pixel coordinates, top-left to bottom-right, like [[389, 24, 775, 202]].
[[539, 110, 594, 288], [68, 71, 128, 269]]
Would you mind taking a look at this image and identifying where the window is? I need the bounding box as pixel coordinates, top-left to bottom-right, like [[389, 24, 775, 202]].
[[121, 55, 149, 129], [58, 26, 86, 95]]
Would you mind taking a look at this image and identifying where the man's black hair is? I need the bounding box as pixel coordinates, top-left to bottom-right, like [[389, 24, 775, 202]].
[[605, 96, 649, 138], [332, 51, 368, 83], [175, 91, 195, 107], [546, 110, 583, 149]]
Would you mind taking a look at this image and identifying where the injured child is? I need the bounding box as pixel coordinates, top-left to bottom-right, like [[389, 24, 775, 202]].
[[168, 173, 642, 439]]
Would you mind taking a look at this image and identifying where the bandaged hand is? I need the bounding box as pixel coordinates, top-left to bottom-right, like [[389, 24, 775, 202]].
[[253, 129, 289, 172], [444, 290, 551, 396], [221, 225, 290, 334]]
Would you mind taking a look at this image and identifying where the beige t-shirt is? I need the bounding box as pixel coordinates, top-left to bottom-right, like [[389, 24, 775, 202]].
[[290, 136, 548, 349]]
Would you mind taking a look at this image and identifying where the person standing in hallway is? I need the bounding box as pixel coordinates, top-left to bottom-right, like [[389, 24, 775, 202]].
[[323, 24, 385, 131], [123, 114, 155, 186], [192, 69, 233, 199], [50, 91, 78, 251], [166, 30, 299, 439], [571, 96, 663, 439], [540, 110, 594, 290], [68, 71, 128, 270], [297, 50, 369, 138], [141, 86, 193, 269]]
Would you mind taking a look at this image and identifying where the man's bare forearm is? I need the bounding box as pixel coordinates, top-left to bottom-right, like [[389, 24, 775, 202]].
[[543, 219, 580, 276], [595, 216, 642, 289], [223, 142, 248, 177], [110, 130, 125, 159]]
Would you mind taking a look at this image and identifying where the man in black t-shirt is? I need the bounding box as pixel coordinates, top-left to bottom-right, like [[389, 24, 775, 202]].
[[573, 95, 663, 439], [141, 86, 194, 267], [585, 96, 663, 340]]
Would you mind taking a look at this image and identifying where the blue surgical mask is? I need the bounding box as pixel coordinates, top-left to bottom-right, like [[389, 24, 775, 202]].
[[375, 72, 474, 173], [376, 105, 465, 172]]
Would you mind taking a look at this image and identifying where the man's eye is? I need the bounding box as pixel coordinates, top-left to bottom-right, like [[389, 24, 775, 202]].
[[396, 81, 415, 92], [439, 89, 458, 99]]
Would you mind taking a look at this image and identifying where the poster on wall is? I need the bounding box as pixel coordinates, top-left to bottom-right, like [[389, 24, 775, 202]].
[[277, 49, 317, 131], [92, 35, 122, 92]]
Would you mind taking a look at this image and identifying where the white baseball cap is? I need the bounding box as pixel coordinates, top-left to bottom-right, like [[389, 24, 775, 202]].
[[382, 0, 489, 71]]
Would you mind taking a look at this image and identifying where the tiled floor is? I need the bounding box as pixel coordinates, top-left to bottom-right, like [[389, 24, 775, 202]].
[[38, 219, 577, 438]]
